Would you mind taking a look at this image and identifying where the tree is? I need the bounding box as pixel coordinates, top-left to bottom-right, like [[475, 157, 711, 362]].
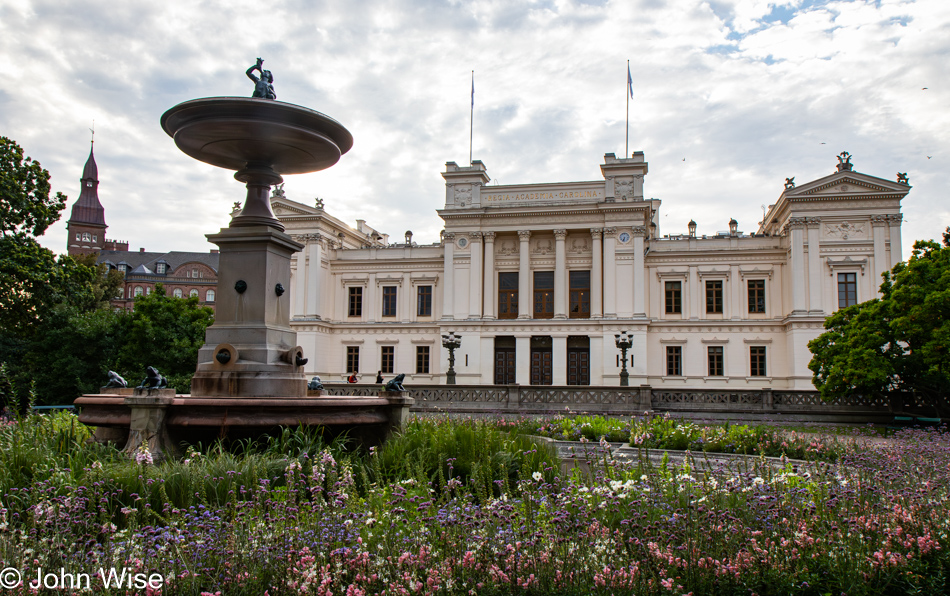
[[809, 228, 950, 415], [115, 284, 213, 390], [0, 136, 67, 237]]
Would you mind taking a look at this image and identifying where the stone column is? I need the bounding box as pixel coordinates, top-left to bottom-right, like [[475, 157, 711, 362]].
[[554, 229, 567, 319], [807, 217, 823, 313], [590, 228, 603, 318], [442, 233, 455, 320], [292, 236, 307, 318], [787, 217, 807, 313], [888, 213, 903, 269], [632, 226, 646, 316], [603, 227, 617, 318], [515, 335, 531, 385], [469, 232, 483, 319], [367, 273, 377, 323], [552, 336, 567, 385], [518, 230, 532, 319], [871, 215, 888, 294], [482, 232, 496, 319], [305, 234, 322, 318]]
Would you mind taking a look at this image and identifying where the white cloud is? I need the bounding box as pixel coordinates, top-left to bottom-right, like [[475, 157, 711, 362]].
[[0, 0, 946, 257]]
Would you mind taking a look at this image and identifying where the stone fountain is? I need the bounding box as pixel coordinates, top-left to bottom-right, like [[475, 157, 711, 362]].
[[76, 62, 412, 459]]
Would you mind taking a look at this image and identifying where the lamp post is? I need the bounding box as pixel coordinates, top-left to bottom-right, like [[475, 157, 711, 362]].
[[614, 331, 633, 386], [441, 331, 462, 385]]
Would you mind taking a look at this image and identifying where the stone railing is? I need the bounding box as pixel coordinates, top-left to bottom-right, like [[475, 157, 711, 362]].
[[316, 384, 916, 422]]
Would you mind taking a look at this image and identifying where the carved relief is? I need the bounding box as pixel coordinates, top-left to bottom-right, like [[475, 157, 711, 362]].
[[825, 221, 866, 240], [631, 226, 647, 237], [569, 236, 590, 254], [615, 179, 633, 201], [454, 184, 472, 207], [498, 238, 518, 256], [482, 231, 496, 242], [553, 229, 567, 240], [590, 228, 603, 239], [518, 230, 532, 241], [603, 227, 618, 238], [533, 237, 554, 255]]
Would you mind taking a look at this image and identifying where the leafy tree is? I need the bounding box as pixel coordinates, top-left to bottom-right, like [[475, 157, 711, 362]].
[[809, 228, 950, 414], [115, 284, 213, 390], [0, 136, 67, 237]]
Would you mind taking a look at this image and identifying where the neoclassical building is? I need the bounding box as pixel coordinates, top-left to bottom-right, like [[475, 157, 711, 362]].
[[276, 151, 909, 389]]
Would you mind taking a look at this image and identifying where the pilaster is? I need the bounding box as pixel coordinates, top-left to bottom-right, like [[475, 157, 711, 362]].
[[442, 232, 456, 320], [469, 232, 483, 319], [806, 217, 823, 314], [553, 229, 567, 319], [590, 228, 603, 318], [632, 226, 646, 316], [871, 215, 888, 294], [482, 232, 496, 319], [603, 227, 617, 318], [888, 213, 903, 269], [786, 217, 807, 313], [518, 230, 532, 319]]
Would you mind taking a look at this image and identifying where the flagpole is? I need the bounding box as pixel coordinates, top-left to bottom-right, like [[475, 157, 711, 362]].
[[625, 60, 629, 158], [469, 70, 474, 165]]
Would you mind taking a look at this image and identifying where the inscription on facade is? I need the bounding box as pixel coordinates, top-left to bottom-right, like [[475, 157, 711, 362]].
[[482, 188, 604, 203]]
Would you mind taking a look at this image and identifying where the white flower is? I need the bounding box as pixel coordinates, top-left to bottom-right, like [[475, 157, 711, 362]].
[[532, 471, 543, 482], [752, 477, 765, 485]]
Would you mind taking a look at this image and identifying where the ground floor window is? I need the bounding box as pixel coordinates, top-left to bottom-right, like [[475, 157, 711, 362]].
[[380, 346, 394, 374], [750, 346, 767, 377], [416, 346, 430, 374], [346, 346, 360, 374], [707, 346, 724, 376], [666, 346, 682, 376], [530, 336, 553, 385]]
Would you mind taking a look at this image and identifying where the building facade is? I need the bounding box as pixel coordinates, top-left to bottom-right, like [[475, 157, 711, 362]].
[[275, 150, 908, 388], [64, 143, 220, 311]]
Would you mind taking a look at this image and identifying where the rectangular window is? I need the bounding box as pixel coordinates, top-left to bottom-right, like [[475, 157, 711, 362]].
[[750, 346, 767, 377], [837, 273, 857, 309], [705, 280, 723, 314], [156, 263, 166, 274], [416, 346, 430, 374], [417, 285, 432, 316], [707, 346, 724, 376], [666, 346, 682, 376], [382, 286, 397, 317], [665, 281, 682, 314], [346, 346, 360, 374], [498, 272, 518, 319], [569, 270, 590, 318], [748, 279, 766, 313], [348, 287, 363, 317], [533, 271, 554, 319], [380, 346, 394, 374]]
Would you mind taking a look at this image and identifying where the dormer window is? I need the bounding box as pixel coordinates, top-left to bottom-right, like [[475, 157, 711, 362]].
[[117, 264, 127, 273], [192, 268, 199, 278], [156, 263, 166, 274]]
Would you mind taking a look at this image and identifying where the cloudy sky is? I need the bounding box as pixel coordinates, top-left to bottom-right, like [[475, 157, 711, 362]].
[[2, 0, 947, 257]]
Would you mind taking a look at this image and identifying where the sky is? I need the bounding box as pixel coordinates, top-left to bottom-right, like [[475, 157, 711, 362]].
[[1, 0, 948, 257]]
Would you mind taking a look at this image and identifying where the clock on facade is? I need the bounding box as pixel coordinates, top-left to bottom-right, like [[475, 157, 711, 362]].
[[618, 232, 631, 243]]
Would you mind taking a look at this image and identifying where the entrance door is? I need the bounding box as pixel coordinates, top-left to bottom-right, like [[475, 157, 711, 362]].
[[567, 336, 590, 385], [494, 336, 516, 385], [530, 336, 553, 385]]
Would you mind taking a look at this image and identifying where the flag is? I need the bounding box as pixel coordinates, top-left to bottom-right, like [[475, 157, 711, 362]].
[[471, 71, 475, 107], [627, 64, 634, 99]]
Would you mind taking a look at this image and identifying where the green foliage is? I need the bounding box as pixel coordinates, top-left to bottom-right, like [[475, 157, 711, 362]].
[[0, 136, 66, 237], [114, 283, 213, 388], [809, 228, 950, 412]]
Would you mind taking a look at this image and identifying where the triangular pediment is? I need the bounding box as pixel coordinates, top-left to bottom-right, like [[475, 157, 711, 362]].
[[785, 170, 911, 198], [270, 196, 321, 217]]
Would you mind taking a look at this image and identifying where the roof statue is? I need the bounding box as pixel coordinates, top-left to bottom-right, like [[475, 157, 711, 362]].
[[271, 182, 286, 199], [836, 151, 853, 172], [246, 58, 276, 100], [784, 177, 795, 190], [897, 172, 909, 185]]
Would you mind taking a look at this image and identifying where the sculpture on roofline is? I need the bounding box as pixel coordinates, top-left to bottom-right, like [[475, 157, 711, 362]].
[[784, 177, 795, 190], [246, 58, 276, 100], [384, 374, 405, 392], [836, 151, 853, 172], [897, 172, 909, 185]]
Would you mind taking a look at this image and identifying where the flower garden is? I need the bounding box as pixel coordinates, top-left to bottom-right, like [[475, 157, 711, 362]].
[[0, 411, 948, 595]]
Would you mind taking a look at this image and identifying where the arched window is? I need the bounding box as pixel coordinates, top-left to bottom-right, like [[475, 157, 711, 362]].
[[173, 288, 183, 298], [133, 286, 144, 297], [81, 232, 92, 242], [189, 289, 199, 298], [146, 287, 152, 295], [206, 289, 215, 302]]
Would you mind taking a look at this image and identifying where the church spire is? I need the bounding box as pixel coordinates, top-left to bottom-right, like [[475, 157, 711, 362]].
[[68, 141, 106, 227]]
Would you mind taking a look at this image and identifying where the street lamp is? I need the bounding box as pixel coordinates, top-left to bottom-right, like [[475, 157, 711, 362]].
[[614, 331, 633, 387], [441, 331, 462, 385]]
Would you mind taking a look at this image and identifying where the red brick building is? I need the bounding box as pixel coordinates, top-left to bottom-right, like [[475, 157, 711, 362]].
[[64, 142, 219, 311]]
